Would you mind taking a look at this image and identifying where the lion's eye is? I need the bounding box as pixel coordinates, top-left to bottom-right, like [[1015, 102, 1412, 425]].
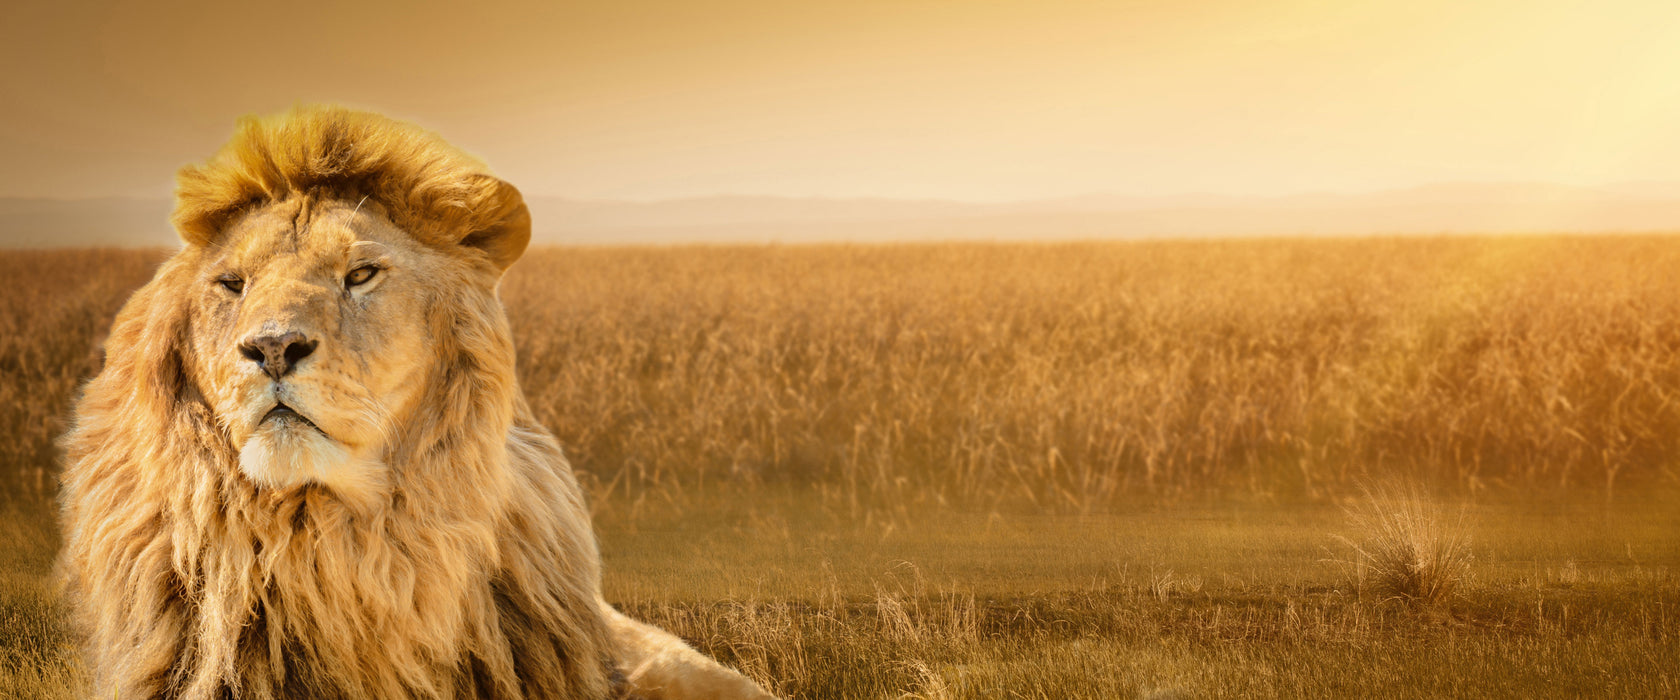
[[345, 265, 380, 288], [218, 275, 244, 294]]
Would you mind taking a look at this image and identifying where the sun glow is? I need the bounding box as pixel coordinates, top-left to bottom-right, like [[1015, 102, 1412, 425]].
[[3, 0, 1680, 206]]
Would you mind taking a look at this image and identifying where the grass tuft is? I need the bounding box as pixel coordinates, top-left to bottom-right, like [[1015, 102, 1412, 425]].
[[1338, 482, 1475, 607]]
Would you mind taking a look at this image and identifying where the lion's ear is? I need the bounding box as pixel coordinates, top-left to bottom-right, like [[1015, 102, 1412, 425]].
[[461, 177, 531, 273]]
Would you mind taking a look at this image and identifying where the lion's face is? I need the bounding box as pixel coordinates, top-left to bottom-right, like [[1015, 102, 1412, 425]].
[[186, 196, 447, 499]]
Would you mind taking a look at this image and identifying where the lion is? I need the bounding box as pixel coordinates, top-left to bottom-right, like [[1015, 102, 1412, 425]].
[[56, 106, 778, 700]]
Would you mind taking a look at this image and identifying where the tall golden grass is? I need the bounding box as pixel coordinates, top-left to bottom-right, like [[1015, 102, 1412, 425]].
[[5, 236, 1680, 510], [0, 249, 162, 504], [502, 236, 1680, 510]]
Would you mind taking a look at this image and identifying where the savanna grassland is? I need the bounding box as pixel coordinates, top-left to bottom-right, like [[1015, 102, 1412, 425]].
[[2, 237, 1678, 698]]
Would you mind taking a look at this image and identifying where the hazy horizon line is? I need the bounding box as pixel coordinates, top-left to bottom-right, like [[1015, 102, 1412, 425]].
[[5, 178, 1680, 206]]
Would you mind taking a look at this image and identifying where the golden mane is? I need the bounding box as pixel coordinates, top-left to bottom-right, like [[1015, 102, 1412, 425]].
[[57, 264, 620, 698], [172, 105, 521, 254]]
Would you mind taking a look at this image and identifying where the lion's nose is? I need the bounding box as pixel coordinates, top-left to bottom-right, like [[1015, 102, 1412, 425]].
[[239, 331, 318, 380]]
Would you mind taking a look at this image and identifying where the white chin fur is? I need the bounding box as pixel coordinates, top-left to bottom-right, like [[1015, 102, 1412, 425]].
[[238, 422, 386, 506]]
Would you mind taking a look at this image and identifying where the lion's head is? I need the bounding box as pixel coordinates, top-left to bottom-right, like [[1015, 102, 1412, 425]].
[[169, 107, 532, 507], [57, 107, 619, 699]]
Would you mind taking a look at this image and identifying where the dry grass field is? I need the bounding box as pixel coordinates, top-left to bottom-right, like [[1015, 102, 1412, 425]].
[[2, 237, 1678, 698]]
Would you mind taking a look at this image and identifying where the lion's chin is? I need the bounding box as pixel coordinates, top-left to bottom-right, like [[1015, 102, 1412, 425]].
[[238, 421, 387, 508]]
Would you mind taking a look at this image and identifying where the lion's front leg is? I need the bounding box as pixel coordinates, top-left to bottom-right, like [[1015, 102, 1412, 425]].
[[603, 602, 779, 700]]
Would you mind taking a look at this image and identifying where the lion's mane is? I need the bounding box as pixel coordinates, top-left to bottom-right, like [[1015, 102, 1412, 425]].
[[57, 108, 618, 699]]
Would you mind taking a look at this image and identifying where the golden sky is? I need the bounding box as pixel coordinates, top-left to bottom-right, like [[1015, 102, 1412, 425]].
[[4, 0, 1680, 201]]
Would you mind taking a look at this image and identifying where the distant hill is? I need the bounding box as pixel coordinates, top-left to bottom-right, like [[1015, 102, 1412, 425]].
[[0, 197, 176, 248], [526, 182, 1680, 244], [7, 182, 1680, 248]]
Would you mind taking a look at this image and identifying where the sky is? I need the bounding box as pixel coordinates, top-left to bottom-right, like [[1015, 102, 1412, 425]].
[[4, 0, 1680, 202]]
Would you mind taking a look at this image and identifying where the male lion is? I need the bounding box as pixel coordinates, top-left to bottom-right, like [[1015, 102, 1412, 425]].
[[57, 106, 777, 700]]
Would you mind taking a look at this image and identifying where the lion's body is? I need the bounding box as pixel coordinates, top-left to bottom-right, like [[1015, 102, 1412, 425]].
[[56, 107, 773, 699]]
